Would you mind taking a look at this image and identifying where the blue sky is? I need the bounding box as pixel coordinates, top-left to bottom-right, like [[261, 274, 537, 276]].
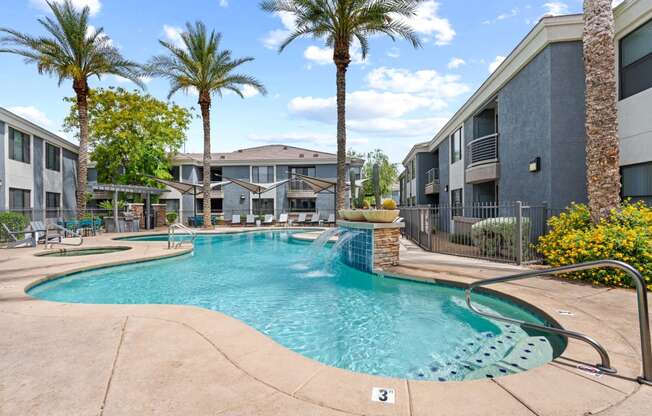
[[0, 0, 587, 163]]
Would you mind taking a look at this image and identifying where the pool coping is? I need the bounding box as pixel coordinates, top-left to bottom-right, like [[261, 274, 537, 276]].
[[1, 228, 648, 415]]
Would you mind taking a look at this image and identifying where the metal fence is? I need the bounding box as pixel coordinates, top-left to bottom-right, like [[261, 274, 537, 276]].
[[400, 202, 562, 264]]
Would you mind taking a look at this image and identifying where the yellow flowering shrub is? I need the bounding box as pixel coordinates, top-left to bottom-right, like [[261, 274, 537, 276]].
[[538, 202, 652, 290]]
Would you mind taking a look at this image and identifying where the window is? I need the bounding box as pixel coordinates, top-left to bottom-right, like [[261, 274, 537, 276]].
[[8, 127, 30, 163], [622, 162, 652, 205], [290, 166, 316, 191], [45, 143, 61, 171], [210, 167, 222, 182], [620, 19, 652, 99], [289, 198, 316, 212], [169, 166, 180, 181], [253, 198, 274, 214], [46, 192, 61, 218], [451, 189, 463, 217], [252, 166, 274, 183], [451, 128, 462, 163], [9, 188, 31, 210]]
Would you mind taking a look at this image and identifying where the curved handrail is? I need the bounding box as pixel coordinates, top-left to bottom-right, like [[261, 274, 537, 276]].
[[466, 260, 652, 385], [168, 223, 196, 249], [44, 223, 83, 249]]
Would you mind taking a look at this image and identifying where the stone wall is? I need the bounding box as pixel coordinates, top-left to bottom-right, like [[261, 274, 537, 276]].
[[152, 204, 166, 227], [373, 228, 401, 270]]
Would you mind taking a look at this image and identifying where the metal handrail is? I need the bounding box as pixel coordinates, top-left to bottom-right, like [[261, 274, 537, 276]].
[[168, 223, 196, 249], [44, 223, 83, 249], [466, 260, 652, 385]]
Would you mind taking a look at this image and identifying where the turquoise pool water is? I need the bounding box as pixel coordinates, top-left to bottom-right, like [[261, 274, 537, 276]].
[[29, 231, 564, 381]]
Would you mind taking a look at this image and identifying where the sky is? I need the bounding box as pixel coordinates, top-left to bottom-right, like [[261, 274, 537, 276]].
[[0, 0, 596, 163]]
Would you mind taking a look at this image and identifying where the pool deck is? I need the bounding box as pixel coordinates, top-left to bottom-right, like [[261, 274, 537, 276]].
[[1, 227, 650, 415]]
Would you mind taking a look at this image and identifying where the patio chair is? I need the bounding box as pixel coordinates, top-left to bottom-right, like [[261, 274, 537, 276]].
[[231, 214, 241, 226], [326, 213, 336, 226], [309, 213, 320, 225], [245, 214, 256, 226], [2, 223, 35, 248], [263, 214, 274, 225], [278, 213, 288, 227], [296, 213, 307, 225]]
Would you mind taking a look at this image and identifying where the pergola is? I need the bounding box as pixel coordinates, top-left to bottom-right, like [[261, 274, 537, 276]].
[[90, 183, 168, 231]]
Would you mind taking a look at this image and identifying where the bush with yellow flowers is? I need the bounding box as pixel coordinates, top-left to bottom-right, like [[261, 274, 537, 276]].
[[538, 202, 652, 290]]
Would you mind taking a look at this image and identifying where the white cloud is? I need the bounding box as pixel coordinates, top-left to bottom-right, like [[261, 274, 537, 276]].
[[262, 11, 297, 50], [8, 106, 53, 127], [241, 85, 261, 98], [86, 25, 115, 47], [447, 57, 466, 69], [113, 75, 152, 85], [163, 25, 184, 48], [248, 131, 368, 150], [387, 47, 400, 59], [303, 44, 365, 66], [483, 8, 519, 25], [30, 0, 101, 16], [219, 0, 228, 7], [401, 0, 455, 46], [542, 2, 569, 16], [348, 117, 449, 138], [489, 55, 506, 73], [366, 67, 470, 98]]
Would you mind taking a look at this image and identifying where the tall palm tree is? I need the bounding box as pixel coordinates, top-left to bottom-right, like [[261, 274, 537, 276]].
[[0, 0, 143, 217], [583, 0, 621, 221], [146, 22, 266, 229], [260, 0, 422, 216]]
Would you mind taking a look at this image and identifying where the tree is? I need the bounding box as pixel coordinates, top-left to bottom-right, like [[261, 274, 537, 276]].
[[261, 0, 422, 216], [0, 0, 143, 217], [583, 0, 621, 221], [361, 149, 398, 201], [63, 87, 192, 185], [145, 22, 266, 228]]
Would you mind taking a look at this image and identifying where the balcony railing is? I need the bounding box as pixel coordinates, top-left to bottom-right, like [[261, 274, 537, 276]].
[[467, 133, 498, 166], [425, 168, 440, 195], [289, 179, 313, 192]]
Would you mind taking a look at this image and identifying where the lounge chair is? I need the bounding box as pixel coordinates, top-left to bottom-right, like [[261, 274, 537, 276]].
[[296, 213, 307, 225], [309, 213, 320, 225], [2, 223, 35, 248], [231, 215, 241, 226], [30, 221, 62, 244], [326, 213, 336, 226], [263, 214, 274, 225], [278, 213, 288, 227], [245, 214, 256, 226]]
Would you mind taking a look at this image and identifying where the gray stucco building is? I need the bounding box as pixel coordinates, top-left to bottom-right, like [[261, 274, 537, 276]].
[[401, 0, 652, 210], [162, 145, 363, 221]]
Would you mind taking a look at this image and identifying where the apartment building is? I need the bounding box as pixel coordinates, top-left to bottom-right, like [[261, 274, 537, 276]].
[[401, 0, 652, 209], [161, 145, 363, 217], [0, 107, 78, 218]]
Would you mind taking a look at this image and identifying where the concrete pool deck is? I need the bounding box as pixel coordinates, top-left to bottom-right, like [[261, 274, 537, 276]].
[[0, 228, 650, 415]]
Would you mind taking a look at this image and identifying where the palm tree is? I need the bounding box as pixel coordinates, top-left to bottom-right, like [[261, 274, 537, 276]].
[[583, 0, 621, 221], [146, 22, 266, 229], [260, 0, 422, 216], [0, 0, 143, 217]]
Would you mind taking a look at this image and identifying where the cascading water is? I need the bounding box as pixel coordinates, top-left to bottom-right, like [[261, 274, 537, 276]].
[[295, 228, 360, 278], [326, 229, 361, 262], [309, 227, 340, 253]]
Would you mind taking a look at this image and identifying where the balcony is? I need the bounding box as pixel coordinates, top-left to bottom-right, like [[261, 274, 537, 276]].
[[425, 168, 440, 195], [466, 133, 500, 184], [288, 179, 316, 198]]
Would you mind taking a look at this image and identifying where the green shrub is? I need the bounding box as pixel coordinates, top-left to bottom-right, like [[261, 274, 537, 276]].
[[166, 212, 178, 225], [471, 217, 530, 258], [449, 233, 473, 246], [0, 212, 29, 242], [538, 202, 652, 289]]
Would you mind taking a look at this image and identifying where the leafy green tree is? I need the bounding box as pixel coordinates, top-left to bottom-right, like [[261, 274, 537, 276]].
[[0, 0, 143, 216], [145, 21, 266, 228], [361, 149, 398, 200], [261, 0, 422, 216], [63, 87, 192, 186]]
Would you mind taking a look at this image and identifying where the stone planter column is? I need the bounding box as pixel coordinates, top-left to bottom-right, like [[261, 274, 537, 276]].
[[152, 204, 167, 228], [128, 203, 145, 229], [337, 220, 404, 273]]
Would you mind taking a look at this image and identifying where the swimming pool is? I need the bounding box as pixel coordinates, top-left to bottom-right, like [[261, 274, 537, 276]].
[[29, 230, 565, 381]]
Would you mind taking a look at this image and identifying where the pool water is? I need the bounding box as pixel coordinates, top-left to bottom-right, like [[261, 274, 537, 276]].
[[29, 231, 565, 381]]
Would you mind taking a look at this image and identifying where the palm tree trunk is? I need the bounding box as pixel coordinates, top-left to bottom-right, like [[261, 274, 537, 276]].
[[583, 0, 621, 221], [199, 94, 212, 229], [334, 46, 351, 218], [73, 79, 89, 220]]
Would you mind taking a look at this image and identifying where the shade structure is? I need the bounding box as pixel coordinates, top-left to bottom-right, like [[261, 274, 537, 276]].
[[90, 183, 168, 232], [289, 172, 336, 193]]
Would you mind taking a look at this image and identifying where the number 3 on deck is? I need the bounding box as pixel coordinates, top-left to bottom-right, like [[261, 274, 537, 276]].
[[371, 387, 395, 404]]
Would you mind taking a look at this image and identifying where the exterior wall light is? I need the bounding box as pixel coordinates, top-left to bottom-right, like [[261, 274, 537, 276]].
[[529, 157, 541, 173]]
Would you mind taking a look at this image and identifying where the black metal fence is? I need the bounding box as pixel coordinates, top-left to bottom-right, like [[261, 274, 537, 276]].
[[400, 202, 562, 264]]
